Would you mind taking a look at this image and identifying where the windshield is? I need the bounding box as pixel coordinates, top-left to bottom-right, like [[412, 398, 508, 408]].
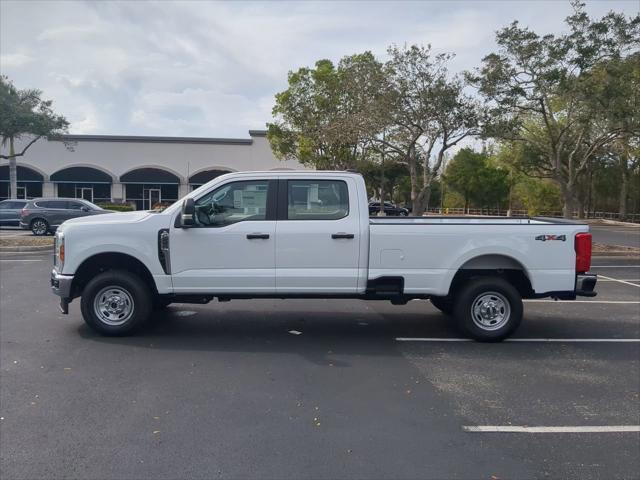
[[83, 200, 103, 210]]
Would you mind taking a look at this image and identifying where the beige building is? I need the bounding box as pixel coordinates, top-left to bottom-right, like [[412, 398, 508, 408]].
[[0, 130, 304, 209]]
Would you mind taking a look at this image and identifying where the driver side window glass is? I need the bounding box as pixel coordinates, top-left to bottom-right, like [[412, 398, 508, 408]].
[[194, 181, 269, 227]]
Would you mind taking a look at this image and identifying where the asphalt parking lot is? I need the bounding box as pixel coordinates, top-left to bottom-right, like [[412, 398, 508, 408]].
[[589, 222, 640, 248], [0, 253, 639, 479]]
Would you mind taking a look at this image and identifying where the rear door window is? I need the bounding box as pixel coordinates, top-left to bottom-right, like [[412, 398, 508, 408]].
[[287, 180, 349, 220], [38, 200, 68, 209]]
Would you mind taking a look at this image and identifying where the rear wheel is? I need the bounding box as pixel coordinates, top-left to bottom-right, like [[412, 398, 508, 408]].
[[453, 277, 523, 342], [80, 270, 152, 336], [31, 218, 49, 236]]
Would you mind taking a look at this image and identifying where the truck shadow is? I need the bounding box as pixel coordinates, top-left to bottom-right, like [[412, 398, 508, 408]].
[[76, 303, 455, 367]]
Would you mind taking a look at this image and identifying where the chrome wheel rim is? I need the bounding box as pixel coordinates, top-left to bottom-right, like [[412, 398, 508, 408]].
[[93, 286, 134, 326], [32, 220, 47, 235], [471, 291, 510, 331]]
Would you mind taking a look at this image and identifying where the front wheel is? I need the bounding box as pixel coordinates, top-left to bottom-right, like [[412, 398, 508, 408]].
[[80, 270, 152, 336], [453, 277, 523, 342]]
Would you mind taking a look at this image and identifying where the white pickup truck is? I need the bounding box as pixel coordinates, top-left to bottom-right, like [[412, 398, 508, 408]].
[[51, 171, 596, 341]]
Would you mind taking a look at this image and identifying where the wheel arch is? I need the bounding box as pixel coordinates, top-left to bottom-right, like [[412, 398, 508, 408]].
[[71, 252, 157, 299], [447, 253, 534, 298]]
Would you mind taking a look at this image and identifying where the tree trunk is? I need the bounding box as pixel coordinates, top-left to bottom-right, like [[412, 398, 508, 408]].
[[378, 157, 386, 216], [561, 183, 576, 219], [577, 196, 585, 219], [413, 186, 431, 217], [619, 154, 628, 220], [9, 137, 17, 199], [507, 171, 514, 217], [408, 152, 418, 212]]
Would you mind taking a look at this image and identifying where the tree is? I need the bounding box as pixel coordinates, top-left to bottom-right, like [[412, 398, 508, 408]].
[[0, 76, 69, 198], [267, 53, 388, 170], [444, 147, 508, 212], [268, 45, 485, 216], [378, 45, 484, 216], [470, 2, 639, 218]]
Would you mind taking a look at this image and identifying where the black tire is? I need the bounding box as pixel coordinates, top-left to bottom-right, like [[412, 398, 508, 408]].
[[80, 270, 152, 336], [31, 218, 49, 236], [430, 296, 454, 315], [453, 277, 523, 342]]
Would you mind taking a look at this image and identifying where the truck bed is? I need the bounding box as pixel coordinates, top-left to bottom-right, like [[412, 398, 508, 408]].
[[368, 217, 589, 296]]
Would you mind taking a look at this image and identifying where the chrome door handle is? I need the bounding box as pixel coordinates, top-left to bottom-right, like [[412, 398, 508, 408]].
[[331, 233, 354, 239], [246, 233, 270, 239]]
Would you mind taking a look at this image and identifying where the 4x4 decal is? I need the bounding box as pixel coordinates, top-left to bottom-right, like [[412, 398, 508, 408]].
[[535, 234, 566, 241]]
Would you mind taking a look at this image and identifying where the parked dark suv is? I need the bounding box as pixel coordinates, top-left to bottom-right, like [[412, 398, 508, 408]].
[[0, 199, 28, 226], [368, 201, 409, 216], [20, 198, 111, 235]]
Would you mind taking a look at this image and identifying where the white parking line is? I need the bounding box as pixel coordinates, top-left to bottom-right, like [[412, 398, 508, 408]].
[[463, 426, 640, 433], [524, 300, 640, 304], [599, 278, 640, 282], [0, 259, 43, 262], [395, 338, 640, 342], [526, 299, 640, 304], [598, 275, 640, 288], [591, 265, 640, 268]]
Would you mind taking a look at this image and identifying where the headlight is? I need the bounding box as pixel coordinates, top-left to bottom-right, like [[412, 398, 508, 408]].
[[55, 232, 65, 270]]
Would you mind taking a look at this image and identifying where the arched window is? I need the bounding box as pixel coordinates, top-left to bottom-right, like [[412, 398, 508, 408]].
[[51, 166, 113, 204], [0, 165, 44, 200], [120, 168, 180, 210], [188, 169, 232, 190]]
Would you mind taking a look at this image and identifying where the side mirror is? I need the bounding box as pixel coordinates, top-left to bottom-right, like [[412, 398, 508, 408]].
[[180, 198, 196, 227], [81, 206, 90, 212]]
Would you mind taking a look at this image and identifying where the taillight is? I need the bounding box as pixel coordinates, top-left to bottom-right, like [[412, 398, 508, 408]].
[[575, 233, 592, 273], [21, 208, 29, 217]]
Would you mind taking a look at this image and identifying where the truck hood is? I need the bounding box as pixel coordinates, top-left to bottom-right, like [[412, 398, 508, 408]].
[[60, 211, 154, 228]]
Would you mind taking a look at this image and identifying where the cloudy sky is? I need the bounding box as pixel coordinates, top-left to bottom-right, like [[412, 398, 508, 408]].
[[1, 0, 637, 138]]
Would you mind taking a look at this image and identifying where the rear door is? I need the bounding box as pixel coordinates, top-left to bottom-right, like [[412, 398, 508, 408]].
[[275, 177, 360, 293], [170, 179, 277, 293]]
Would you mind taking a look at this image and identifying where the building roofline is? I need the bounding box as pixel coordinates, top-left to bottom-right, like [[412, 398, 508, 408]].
[[53, 131, 267, 145]]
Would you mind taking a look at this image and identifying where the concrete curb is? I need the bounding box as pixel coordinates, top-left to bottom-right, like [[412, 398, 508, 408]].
[[590, 219, 640, 228], [0, 245, 53, 252], [593, 252, 640, 257]]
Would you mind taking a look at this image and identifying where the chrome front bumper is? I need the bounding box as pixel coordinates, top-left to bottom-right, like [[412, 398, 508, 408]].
[[51, 269, 74, 313], [51, 269, 73, 298]]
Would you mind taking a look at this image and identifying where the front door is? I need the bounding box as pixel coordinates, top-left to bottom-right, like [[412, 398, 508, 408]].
[[276, 178, 360, 293], [75, 187, 93, 202], [170, 179, 277, 293], [145, 188, 161, 210]]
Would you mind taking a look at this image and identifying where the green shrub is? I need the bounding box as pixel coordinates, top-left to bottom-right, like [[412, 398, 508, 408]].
[[98, 203, 135, 212]]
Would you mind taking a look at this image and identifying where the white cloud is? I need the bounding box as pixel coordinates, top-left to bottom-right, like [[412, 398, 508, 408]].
[[0, 52, 34, 69], [0, 0, 637, 137]]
